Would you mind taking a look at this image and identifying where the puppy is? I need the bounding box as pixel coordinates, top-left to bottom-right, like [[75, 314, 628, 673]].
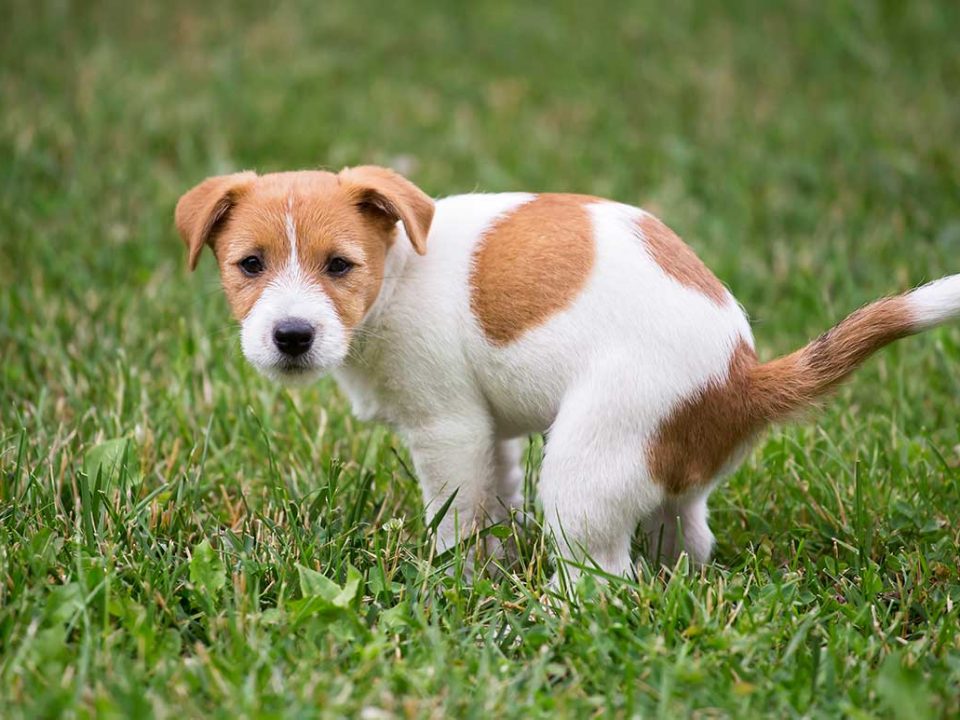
[[176, 166, 960, 581]]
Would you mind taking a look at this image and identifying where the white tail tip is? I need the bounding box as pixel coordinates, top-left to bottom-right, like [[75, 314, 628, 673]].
[[908, 274, 960, 330]]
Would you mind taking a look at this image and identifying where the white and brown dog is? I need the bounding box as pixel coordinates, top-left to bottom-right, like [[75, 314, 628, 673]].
[[176, 166, 960, 581]]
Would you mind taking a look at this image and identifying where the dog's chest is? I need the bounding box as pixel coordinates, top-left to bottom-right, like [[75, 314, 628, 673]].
[[333, 317, 479, 428], [332, 365, 389, 423]]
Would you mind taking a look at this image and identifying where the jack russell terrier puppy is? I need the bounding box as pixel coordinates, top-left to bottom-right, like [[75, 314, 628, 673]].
[[176, 166, 960, 581]]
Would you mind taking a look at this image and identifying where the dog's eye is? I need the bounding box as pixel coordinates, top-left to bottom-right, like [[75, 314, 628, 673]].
[[238, 255, 264, 276], [327, 257, 354, 277]]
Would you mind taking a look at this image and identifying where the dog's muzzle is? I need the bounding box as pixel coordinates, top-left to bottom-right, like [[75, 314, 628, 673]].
[[273, 318, 314, 358]]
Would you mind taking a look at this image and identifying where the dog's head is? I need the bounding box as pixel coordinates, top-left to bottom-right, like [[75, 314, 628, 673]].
[[175, 166, 433, 383]]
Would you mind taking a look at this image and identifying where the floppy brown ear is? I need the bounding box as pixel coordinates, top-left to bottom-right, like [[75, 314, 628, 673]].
[[175, 172, 257, 271], [339, 165, 434, 255]]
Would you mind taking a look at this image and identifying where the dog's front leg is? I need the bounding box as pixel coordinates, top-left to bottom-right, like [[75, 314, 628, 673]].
[[406, 415, 501, 575]]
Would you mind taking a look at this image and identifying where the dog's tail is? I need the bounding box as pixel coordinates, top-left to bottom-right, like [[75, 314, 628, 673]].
[[747, 274, 960, 423]]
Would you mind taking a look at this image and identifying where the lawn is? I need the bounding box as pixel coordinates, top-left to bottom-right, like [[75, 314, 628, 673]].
[[2, 0, 960, 717]]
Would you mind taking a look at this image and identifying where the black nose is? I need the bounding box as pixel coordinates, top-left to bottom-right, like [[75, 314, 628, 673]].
[[273, 319, 314, 357]]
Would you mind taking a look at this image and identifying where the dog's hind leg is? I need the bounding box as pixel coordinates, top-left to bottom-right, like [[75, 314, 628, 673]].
[[642, 492, 715, 567], [490, 438, 526, 522], [538, 384, 665, 585]]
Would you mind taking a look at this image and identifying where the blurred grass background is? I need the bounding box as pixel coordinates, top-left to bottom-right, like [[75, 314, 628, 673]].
[[2, 1, 959, 717]]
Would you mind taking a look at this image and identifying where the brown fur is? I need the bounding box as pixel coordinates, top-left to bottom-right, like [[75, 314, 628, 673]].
[[470, 194, 596, 345], [648, 340, 761, 494], [636, 214, 727, 305], [648, 296, 916, 494], [174, 167, 435, 328], [748, 296, 914, 420], [179, 170, 922, 496], [339, 165, 434, 256], [175, 171, 257, 271]]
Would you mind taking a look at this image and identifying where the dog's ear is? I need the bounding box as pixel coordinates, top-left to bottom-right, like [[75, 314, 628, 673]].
[[339, 166, 434, 255], [175, 172, 257, 271]]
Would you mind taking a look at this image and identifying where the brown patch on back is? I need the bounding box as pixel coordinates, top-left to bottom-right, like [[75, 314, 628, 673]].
[[470, 194, 596, 345], [648, 295, 917, 494], [636, 214, 727, 305]]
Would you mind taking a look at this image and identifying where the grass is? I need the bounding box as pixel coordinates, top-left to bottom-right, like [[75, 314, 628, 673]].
[[2, 0, 960, 716]]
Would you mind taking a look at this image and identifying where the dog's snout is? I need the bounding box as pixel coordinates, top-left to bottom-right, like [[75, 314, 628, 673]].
[[273, 319, 315, 357]]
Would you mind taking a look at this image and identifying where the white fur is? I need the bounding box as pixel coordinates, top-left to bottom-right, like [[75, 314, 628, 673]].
[[237, 192, 957, 583], [240, 199, 348, 382], [329, 194, 754, 581], [908, 274, 960, 330]]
